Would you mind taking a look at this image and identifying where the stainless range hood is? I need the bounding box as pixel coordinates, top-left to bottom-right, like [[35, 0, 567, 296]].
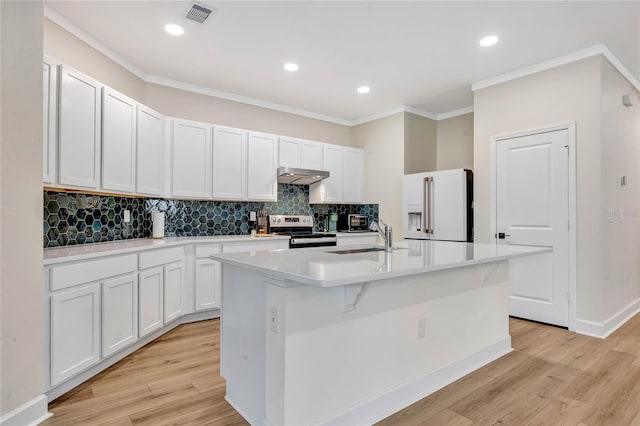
[[277, 167, 330, 185]]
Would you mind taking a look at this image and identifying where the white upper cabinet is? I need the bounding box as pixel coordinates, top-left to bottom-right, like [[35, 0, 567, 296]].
[[247, 132, 278, 201], [212, 126, 247, 200], [43, 57, 58, 185], [300, 140, 323, 170], [310, 144, 365, 204], [101, 87, 137, 193], [58, 65, 102, 189], [342, 147, 364, 203], [171, 119, 212, 198], [278, 137, 323, 170], [136, 105, 165, 196]]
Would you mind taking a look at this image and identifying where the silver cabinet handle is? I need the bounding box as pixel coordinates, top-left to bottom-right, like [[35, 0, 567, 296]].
[[426, 176, 433, 234]]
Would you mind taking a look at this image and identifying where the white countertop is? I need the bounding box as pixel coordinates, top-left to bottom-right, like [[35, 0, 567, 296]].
[[43, 235, 291, 265], [210, 240, 551, 287]]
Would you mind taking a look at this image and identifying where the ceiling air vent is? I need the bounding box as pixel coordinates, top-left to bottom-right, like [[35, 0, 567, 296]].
[[185, 2, 216, 24]]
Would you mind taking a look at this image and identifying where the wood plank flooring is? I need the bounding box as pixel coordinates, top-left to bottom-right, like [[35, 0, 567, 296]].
[[44, 314, 640, 426]]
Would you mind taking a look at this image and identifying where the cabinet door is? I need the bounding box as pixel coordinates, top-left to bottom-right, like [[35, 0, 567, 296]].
[[43, 57, 58, 184], [300, 141, 323, 170], [171, 119, 212, 198], [279, 137, 300, 167], [247, 132, 278, 201], [58, 65, 102, 188], [50, 283, 100, 386], [321, 144, 344, 202], [194, 258, 221, 311], [343, 148, 364, 203], [212, 126, 247, 200], [136, 105, 165, 196], [139, 267, 164, 337], [102, 273, 138, 357], [102, 87, 136, 193], [164, 262, 184, 323]]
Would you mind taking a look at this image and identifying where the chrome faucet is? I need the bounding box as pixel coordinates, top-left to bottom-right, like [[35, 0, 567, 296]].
[[369, 219, 393, 252]]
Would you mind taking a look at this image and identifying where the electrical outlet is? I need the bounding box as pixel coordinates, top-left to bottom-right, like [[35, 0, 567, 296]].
[[249, 211, 256, 221], [124, 210, 131, 223], [269, 306, 279, 333], [417, 318, 426, 339]]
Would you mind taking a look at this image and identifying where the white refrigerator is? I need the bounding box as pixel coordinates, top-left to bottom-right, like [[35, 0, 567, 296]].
[[402, 168, 473, 241]]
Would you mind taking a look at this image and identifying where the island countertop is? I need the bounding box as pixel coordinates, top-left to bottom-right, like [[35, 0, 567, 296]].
[[210, 239, 551, 287]]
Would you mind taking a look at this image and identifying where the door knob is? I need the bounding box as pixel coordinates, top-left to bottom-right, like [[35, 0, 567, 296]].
[[495, 232, 511, 239]]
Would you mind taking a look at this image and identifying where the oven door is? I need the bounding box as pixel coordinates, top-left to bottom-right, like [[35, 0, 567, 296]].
[[289, 236, 337, 248]]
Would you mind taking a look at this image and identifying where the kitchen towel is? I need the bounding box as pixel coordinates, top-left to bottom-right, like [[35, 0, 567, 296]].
[[152, 212, 165, 239]]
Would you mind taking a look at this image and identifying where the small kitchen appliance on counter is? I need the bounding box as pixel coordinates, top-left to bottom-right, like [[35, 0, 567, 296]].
[[337, 214, 370, 232], [268, 215, 337, 249]]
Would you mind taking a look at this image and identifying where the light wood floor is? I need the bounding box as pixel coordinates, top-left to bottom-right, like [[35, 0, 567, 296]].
[[44, 314, 640, 426]]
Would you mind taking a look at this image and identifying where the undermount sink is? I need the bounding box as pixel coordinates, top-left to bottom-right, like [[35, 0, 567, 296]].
[[327, 247, 407, 255]]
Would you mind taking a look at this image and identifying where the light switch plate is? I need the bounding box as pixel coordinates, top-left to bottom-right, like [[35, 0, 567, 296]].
[[124, 210, 131, 223]]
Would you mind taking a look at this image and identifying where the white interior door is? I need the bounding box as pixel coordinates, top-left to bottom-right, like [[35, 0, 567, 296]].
[[496, 129, 569, 327]]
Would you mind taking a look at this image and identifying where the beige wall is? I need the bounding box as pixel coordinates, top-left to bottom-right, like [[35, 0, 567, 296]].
[[44, 19, 352, 146], [1, 0, 45, 416], [403, 112, 436, 173], [473, 56, 604, 322], [436, 113, 474, 171], [144, 84, 351, 146], [352, 113, 404, 241], [599, 59, 640, 320], [44, 18, 145, 102]]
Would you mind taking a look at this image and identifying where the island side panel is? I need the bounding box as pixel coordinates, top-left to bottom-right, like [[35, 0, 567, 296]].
[[280, 261, 511, 425], [220, 264, 267, 424]]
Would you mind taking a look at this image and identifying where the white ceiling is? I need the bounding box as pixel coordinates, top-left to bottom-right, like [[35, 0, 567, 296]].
[[46, 1, 640, 123]]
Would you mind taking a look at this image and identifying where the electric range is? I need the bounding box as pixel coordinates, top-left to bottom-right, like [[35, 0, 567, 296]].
[[267, 215, 337, 249]]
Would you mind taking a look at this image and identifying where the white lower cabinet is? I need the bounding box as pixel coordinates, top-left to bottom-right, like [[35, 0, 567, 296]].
[[163, 262, 184, 323], [102, 273, 138, 357], [50, 283, 100, 386], [139, 267, 164, 337], [194, 258, 221, 311]]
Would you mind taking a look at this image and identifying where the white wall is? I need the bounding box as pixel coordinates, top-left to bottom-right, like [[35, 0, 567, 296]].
[[599, 59, 640, 321], [351, 113, 404, 240], [404, 112, 437, 174], [436, 113, 474, 171], [1, 0, 45, 417]]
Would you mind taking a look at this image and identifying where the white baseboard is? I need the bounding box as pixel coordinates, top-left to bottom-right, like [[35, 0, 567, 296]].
[[317, 337, 512, 426], [0, 394, 51, 426], [574, 298, 640, 339]]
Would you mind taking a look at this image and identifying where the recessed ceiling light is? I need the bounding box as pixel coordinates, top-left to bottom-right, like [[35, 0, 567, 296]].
[[284, 63, 299, 72], [165, 24, 184, 36], [357, 86, 370, 94], [479, 35, 498, 47]]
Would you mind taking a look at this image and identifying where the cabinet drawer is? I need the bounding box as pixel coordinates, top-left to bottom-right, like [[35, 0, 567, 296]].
[[50, 254, 137, 291], [195, 244, 222, 258], [223, 240, 288, 253], [139, 247, 184, 270]]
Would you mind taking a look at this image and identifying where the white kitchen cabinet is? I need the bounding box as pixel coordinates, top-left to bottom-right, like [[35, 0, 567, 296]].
[[342, 148, 364, 203], [278, 137, 323, 170], [171, 119, 212, 198], [310, 144, 365, 204], [101, 273, 138, 357], [58, 65, 102, 189], [247, 132, 278, 201], [50, 283, 100, 386], [43, 57, 58, 185], [101, 87, 136, 193], [194, 259, 221, 311], [136, 105, 165, 196], [212, 126, 247, 200], [139, 267, 164, 338], [163, 262, 184, 323]]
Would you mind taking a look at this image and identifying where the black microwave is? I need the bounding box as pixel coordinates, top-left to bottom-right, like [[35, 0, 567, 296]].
[[337, 214, 369, 232]]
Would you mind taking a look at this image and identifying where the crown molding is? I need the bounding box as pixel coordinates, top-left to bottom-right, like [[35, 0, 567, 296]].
[[145, 75, 353, 126], [403, 106, 438, 121], [472, 43, 640, 93], [350, 106, 408, 126]]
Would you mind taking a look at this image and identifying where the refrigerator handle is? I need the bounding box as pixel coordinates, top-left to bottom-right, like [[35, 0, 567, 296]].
[[422, 177, 428, 233], [426, 176, 433, 234]]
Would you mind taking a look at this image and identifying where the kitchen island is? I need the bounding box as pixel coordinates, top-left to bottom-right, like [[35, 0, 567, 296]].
[[211, 240, 550, 425]]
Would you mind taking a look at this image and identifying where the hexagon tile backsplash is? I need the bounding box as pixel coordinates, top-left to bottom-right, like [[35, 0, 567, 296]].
[[43, 185, 378, 248]]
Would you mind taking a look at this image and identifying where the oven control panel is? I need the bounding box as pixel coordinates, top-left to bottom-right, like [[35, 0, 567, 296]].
[[268, 215, 313, 227]]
